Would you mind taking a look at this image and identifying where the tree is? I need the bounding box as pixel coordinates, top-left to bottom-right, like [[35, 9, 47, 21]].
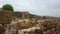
[[2, 4, 14, 12]]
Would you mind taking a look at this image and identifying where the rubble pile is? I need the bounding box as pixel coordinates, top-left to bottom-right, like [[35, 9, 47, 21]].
[[40, 20, 60, 34]]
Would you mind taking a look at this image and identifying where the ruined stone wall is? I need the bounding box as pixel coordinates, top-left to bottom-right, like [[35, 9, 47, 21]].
[[0, 10, 13, 24]]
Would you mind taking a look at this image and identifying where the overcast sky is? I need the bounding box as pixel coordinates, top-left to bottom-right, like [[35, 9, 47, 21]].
[[0, 0, 60, 17]]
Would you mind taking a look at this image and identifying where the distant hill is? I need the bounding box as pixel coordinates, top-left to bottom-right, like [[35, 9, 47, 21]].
[[14, 11, 43, 19], [14, 11, 58, 19], [14, 12, 22, 17]]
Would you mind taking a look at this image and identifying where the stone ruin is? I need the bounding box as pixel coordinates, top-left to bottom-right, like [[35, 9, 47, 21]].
[[0, 9, 13, 34], [18, 19, 60, 34], [40, 20, 60, 34], [22, 11, 30, 19]]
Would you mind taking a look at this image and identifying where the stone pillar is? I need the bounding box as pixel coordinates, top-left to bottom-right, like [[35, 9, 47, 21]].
[[22, 12, 30, 19]]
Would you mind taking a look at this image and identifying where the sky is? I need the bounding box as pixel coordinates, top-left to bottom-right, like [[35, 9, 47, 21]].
[[0, 0, 60, 17]]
